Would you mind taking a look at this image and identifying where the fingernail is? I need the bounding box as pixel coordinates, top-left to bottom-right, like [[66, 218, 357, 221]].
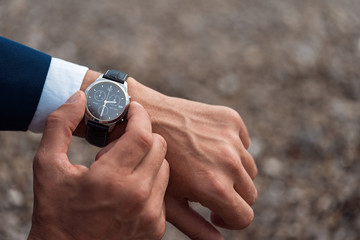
[[66, 91, 80, 104]]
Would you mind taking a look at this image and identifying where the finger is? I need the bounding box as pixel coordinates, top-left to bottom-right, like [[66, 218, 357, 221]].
[[125, 101, 152, 133], [94, 119, 128, 160], [197, 184, 254, 229], [236, 139, 258, 179], [233, 165, 258, 206], [142, 160, 169, 238], [37, 91, 86, 165], [238, 117, 250, 149], [99, 101, 153, 169], [136, 134, 167, 178], [147, 159, 169, 209], [165, 196, 224, 240]]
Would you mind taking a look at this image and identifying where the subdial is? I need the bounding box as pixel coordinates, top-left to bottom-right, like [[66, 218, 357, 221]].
[[98, 105, 109, 116], [94, 90, 106, 101], [109, 95, 121, 106]]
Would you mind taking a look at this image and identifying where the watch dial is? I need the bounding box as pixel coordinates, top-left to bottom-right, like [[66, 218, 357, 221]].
[[86, 81, 127, 121]]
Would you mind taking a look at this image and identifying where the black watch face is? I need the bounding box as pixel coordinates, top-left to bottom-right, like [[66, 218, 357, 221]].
[[86, 81, 127, 121]]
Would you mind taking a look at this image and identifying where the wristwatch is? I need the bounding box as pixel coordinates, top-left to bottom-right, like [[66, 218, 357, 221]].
[[84, 69, 130, 147]]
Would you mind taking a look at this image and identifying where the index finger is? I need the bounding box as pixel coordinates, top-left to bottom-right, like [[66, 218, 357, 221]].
[[125, 101, 152, 134], [100, 101, 154, 169]]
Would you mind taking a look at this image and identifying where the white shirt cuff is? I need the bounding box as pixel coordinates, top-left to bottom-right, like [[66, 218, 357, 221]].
[[28, 57, 88, 132]]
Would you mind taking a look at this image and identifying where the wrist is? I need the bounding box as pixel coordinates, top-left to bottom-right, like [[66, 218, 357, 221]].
[[80, 70, 101, 92], [126, 77, 167, 128]]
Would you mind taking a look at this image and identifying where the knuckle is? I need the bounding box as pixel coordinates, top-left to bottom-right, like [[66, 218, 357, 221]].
[[133, 129, 153, 151], [153, 133, 167, 152], [221, 107, 242, 126], [208, 178, 229, 199], [46, 111, 74, 135], [142, 209, 163, 236], [131, 182, 151, 206], [46, 111, 64, 127], [218, 145, 234, 159], [219, 145, 240, 169], [195, 170, 229, 200], [153, 219, 166, 239], [142, 213, 156, 227]]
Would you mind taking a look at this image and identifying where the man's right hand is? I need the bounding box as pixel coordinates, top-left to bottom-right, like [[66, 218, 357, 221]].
[[28, 92, 169, 240]]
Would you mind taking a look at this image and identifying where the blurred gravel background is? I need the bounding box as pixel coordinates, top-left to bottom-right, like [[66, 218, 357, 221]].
[[1, 0, 360, 239]]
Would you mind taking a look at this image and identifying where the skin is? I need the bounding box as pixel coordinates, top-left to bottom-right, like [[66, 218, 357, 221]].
[[77, 70, 258, 240], [28, 92, 169, 240]]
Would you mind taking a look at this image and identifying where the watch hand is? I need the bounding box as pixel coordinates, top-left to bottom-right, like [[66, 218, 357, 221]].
[[105, 87, 111, 101], [101, 87, 112, 117], [100, 103, 106, 117], [100, 100, 110, 117]]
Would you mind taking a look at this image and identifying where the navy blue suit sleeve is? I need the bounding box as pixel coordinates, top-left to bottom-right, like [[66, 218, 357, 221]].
[[0, 36, 51, 131]]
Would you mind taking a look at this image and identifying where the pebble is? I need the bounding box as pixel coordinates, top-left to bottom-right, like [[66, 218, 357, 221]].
[[7, 189, 24, 207], [262, 157, 284, 178]]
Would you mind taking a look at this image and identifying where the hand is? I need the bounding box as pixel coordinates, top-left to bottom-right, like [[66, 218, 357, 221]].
[[154, 97, 257, 239], [28, 91, 169, 240], [122, 79, 257, 240]]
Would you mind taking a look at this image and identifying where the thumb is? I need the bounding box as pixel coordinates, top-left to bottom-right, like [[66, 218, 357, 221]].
[[39, 91, 86, 160]]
